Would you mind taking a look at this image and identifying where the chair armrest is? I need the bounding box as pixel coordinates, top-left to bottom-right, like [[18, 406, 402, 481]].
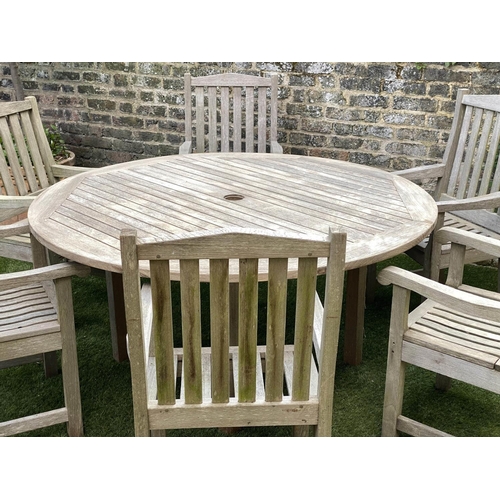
[[270, 141, 283, 154], [0, 262, 90, 291], [51, 165, 93, 178], [393, 163, 446, 180], [435, 226, 500, 259], [437, 192, 500, 212], [179, 141, 192, 154], [377, 266, 500, 320], [0, 218, 30, 237], [0, 195, 38, 209]]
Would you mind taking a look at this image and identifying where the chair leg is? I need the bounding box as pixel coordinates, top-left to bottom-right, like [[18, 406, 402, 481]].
[[58, 277, 83, 437], [382, 358, 406, 437], [43, 352, 59, 378], [293, 425, 311, 437], [434, 373, 453, 391], [382, 286, 409, 437]]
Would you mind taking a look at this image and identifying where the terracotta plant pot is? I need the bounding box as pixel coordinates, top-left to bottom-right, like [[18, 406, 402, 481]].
[[56, 150, 75, 166]]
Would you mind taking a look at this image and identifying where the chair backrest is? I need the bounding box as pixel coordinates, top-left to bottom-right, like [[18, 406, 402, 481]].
[[121, 228, 346, 434], [0, 96, 56, 223], [0, 96, 56, 196], [439, 89, 500, 201], [183, 73, 279, 153]]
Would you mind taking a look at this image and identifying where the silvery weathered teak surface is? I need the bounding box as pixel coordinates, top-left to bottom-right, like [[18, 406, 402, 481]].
[[0, 228, 89, 436], [378, 227, 500, 437], [180, 73, 282, 155], [0, 96, 90, 262], [396, 89, 500, 282], [28, 153, 437, 364], [121, 227, 345, 436]]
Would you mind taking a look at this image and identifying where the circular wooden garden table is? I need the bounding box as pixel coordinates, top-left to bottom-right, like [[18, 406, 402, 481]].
[[28, 153, 437, 364]]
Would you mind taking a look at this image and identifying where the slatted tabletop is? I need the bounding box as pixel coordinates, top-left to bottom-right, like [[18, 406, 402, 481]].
[[28, 153, 437, 279]]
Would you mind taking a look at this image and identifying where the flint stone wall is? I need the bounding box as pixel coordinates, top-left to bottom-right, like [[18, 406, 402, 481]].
[[1, 62, 500, 173]]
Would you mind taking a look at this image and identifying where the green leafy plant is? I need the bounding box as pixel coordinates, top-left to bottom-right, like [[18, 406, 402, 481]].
[[45, 124, 70, 161]]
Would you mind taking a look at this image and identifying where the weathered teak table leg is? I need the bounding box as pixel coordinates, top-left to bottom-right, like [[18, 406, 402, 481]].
[[105, 271, 129, 362], [343, 267, 367, 366]]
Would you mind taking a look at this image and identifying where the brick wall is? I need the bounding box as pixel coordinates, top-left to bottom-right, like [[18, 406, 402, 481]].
[[1, 62, 500, 171]]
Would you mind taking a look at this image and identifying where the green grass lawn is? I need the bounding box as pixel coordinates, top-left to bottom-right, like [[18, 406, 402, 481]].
[[1, 253, 500, 438]]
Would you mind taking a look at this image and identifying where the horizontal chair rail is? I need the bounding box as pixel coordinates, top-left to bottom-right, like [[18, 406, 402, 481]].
[[0, 100, 32, 118], [148, 399, 320, 430], [396, 415, 452, 437], [0, 408, 68, 436]]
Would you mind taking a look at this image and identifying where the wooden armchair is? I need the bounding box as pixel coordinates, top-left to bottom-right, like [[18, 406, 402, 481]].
[[378, 227, 500, 437], [0, 223, 90, 436], [180, 73, 283, 154], [120, 228, 346, 437], [0, 96, 91, 263], [395, 89, 500, 283]]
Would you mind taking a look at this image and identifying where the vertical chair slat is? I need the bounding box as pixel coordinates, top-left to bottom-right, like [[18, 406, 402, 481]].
[[292, 257, 318, 401], [257, 86, 266, 153], [27, 97, 56, 185], [178, 350, 185, 401], [457, 107, 483, 199], [20, 110, 50, 189], [9, 113, 39, 193], [270, 75, 278, 143], [221, 87, 230, 152], [0, 116, 27, 195], [202, 351, 212, 401], [245, 87, 254, 152], [180, 259, 203, 404], [282, 346, 319, 397], [485, 114, 500, 195], [208, 86, 217, 152], [238, 257, 258, 402], [150, 260, 176, 405], [256, 349, 266, 400], [265, 257, 288, 402], [231, 348, 239, 397], [184, 74, 192, 144], [195, 87, 205, 153], [467, 109, 493, 198], [233, 87, 242, 152], [312, 291, 324, 355], [209, 258, 230, 403], [0, 139, 15, 195], [140, 283, 158, 401], [283, 347, 293, 396], [448, 105, 474, 196]]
